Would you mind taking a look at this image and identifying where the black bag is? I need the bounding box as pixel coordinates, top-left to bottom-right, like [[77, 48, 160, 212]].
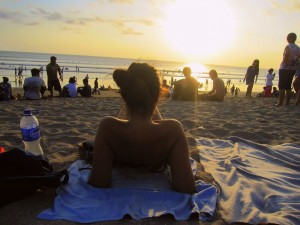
[[0, 148, 69, 207]]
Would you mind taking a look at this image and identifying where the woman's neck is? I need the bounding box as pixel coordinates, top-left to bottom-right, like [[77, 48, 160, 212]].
[[128, 112, 153, 124]]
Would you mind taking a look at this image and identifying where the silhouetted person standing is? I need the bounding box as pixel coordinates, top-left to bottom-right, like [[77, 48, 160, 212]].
[[46, 56, 62, 97], [277, 33, 300, 106]]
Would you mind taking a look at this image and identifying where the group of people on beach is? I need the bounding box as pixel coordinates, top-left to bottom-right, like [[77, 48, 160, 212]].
[[160, 66, 226, 102], [243, 32, 300, 106], [1, 32, 300, 196], [90, 32, 300, 194], [0, 56, 94, 100], [43, 56, 93, 99]]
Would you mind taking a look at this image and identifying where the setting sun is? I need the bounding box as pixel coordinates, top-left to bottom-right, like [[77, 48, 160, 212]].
[[163, 0, 236, 59]]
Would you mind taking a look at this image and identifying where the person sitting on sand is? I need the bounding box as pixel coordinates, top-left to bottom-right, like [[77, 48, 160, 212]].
[[161, 79, 171, 98], [77, 78, 92, 97], [198, 70, 225, 102], [0, 77, 13, 101], [272, 87, 279, 97], [89, 62, 196, 194], [23, 68, 46, 100], [62, 76, 77, 97], [172, 67, 198, 101], [257, 86, 266, 97]]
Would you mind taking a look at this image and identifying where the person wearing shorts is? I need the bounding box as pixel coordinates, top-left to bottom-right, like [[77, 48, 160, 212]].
[[46, 56, 62, 97], [277, 33, 300, 106]]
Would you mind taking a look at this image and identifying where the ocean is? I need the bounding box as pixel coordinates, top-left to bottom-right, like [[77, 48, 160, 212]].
[[0, 50, 276, 93]]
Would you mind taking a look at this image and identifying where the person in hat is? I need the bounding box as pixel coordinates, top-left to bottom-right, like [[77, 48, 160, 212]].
[[23, 68, 46, 100]]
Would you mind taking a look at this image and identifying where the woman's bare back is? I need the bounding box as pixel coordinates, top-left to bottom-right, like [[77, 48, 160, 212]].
[[89, 116, 195, 194], [104, 117, 178, 165]]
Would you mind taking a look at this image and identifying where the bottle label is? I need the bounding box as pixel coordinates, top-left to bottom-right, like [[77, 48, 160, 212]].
[[21, 126, 40, 142]]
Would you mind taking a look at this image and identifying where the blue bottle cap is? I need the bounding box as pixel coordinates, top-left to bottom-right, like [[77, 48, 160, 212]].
[[24, 109, 32, 116]]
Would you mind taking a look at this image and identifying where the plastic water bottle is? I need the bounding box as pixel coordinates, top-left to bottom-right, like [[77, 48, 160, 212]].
[[20, 109, 43, 155]]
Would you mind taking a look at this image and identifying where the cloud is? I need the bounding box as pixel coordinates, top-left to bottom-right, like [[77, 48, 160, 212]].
[[123, 18, 155, 26], [30, 8, 64, 21], [111, 21, 143, 35], [60, 25, 83, 34], [120, 27, 143, 35], [2, 5, 155, 36], [25, 22, 40, 26], [270, 0, 300, 11], [0, 8, 26, 22], [109, 0, 134, 3]]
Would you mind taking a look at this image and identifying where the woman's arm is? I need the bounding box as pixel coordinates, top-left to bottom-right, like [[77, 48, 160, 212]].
[[243, 66, 250, 81], [167, 121, 195, 194], [89, 118, 114, 187], [282, 46, 290, 65]]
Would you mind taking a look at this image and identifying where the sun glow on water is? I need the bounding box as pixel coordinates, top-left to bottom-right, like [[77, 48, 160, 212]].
[[183, 62, 207, 74]]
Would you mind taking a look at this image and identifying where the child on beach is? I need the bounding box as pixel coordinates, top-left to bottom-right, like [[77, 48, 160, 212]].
[[89, 63, 195, 194], [264, 68, 275, 97]]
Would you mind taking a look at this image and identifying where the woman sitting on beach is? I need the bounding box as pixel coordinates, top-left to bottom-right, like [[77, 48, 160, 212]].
[[89, 62, 196, 194]]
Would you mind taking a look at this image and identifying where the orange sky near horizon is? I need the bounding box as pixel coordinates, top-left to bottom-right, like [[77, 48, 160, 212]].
[[0, 0, 299, 69]]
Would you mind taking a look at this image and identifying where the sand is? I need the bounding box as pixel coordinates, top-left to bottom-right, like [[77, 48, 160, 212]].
[[0, 89, 300, 225]]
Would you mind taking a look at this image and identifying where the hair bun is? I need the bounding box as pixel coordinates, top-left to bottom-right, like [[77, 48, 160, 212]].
[[113, 69, 128, 88]]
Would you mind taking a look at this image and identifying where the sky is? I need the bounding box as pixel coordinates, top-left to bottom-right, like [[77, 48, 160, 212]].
[[0, 0, 299, 68]]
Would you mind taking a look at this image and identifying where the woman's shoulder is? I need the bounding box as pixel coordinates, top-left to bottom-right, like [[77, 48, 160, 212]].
[[99, 116, 125, 127], [154, 119, 183, 130]]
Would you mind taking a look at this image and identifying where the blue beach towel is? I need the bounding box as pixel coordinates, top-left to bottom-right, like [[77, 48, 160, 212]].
[[38, 159, 218, 223]]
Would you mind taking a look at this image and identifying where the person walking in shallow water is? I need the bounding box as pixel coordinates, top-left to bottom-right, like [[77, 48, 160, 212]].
[[92, 78, 100, 95], [276, 32, 300, 106], [244, 59, 259, 98]]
